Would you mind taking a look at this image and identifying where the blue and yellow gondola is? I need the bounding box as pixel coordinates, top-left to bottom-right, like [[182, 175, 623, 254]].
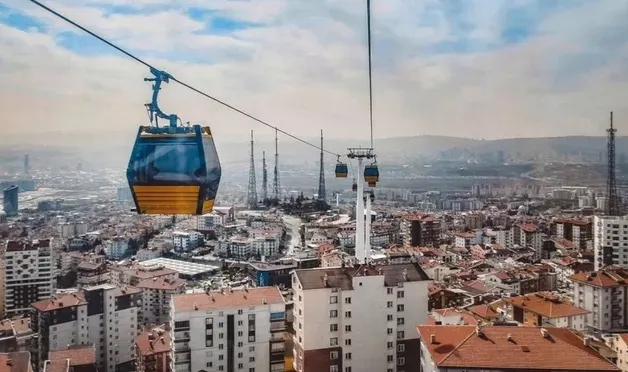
[[126, 68, 221, 215]]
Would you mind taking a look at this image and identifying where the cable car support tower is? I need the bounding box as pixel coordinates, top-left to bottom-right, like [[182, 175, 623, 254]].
[[247, 130, 258, 209]]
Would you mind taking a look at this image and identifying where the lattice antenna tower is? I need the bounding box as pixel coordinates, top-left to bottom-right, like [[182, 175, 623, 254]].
[[607, 111, 621, 216], [273, 128, 281, 200], [247, 130, 258, 209], [318, 129, 326, 203], [261, 151, 268, 202]]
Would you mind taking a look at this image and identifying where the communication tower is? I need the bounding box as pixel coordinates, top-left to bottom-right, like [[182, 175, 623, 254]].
[[261, 151, 268, 202], [317, 130, 326, 203], [607, 111, 621, 216], [273, 128, 281, 200], [247, 130, 258, 209]]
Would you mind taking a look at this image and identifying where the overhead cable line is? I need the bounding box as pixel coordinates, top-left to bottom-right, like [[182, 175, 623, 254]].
[[366, 0, 374, 149], [27, 0, 341, 157]]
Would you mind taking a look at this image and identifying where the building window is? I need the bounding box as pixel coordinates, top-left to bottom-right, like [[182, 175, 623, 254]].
[[330, 310, 338, 318], [330, 337, 338, 346], [387, 315, 393, 321], [345, 311, 352, 318], [330, 324, 338, 332], [397, 304, 404, 312], [398, 344, 405, 352], [387, 328, 393, 334], [330, 296, 338, 304], [397, 318, 405, 325], [345, 325, 351, 332], [397, 331, 404, 339], [387, 341, 393, 349], [345, 368, 352, 372], [387, 355, 393, 362], [387, 288, 393, 294], [345, 297, 351, 304], [345, 353, 352, 360], [330, 366, 339, 372], [330, 351, 338, 360], [398, 357, 405, 365], [238, 309, 243, 315], [345, 339, 351, 346], [387, 301, 393, 308], [397, 291, 404, 298]]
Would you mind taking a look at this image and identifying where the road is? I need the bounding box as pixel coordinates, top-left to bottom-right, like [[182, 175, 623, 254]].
[[282, 215, 302, 256]]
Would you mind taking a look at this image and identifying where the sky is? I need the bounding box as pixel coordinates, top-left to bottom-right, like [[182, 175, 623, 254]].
[[1, 0, 628, 145]]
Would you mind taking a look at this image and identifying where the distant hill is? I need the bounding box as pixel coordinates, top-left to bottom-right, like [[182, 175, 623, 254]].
[[3, 131, 626, 168]]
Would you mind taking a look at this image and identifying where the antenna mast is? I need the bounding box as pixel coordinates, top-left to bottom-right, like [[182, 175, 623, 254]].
[[607, 111, 621, 216], [247, 130, 258, 209], [273, 128, 281, 201], [262, 151, 268, 203], [318, 129, 326, 204]]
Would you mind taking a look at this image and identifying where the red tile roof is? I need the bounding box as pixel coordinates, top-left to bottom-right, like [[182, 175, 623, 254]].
[[467, 304, 499, 320], [506, 292, 589, 318], [31, 293, 87, 312], [48, 344, 96, 366], [417, 325, 619, 371], [172, 286, 284, 312], [569, 267, 628, 288], [136, 276, 186, 291], [136, 326, 171, 356]]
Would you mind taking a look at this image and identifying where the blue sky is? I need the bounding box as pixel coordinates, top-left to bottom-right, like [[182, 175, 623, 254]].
[[0, 0, 594, 60], [0, 0, 627, 140]]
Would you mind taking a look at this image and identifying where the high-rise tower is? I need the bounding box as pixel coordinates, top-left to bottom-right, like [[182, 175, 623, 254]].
[[247, 130, 258, 209], [606, 111, 621, 216], [261, 151, 268, 202], [317, 129, 326, 202], [273, 128, 281, 200]]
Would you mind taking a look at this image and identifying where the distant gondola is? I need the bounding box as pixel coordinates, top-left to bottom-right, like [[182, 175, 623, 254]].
[[364, 163, 379, 184], [126, 68, 221, 215], [335, 157, 348, 178]]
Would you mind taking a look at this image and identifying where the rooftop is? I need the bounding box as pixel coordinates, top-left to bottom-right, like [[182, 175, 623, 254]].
[[139, 258, 219, 276], [172, 286, 284, 312], [506, 292, 589, 319], [135, 326, 170, 356], [295, 263, 430, 290], [569, 267, 628, 287], [417, 325, 618, 371], [48, 344, 96, 366]]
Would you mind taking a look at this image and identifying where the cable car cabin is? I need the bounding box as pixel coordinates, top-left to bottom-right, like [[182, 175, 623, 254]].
[[126, 125, 222, 215], [335, 162, 349, 178], [352, 183, 358, 192], [364, 164, 379, 183], [368, 182, 377, 187]]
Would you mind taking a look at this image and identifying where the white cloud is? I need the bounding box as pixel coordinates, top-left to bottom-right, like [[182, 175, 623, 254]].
[[1, 0, 627, 149]]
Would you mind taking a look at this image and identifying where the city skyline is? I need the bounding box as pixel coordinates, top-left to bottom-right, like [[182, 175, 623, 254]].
[[0, 0, 627, 144]]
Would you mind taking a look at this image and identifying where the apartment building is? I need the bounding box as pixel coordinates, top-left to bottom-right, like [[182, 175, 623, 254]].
[[417, 325, 618, 371], [4, 239, 55, 315], [110, 264, 177, 287], [170, 286, 286, 372], [593, 215, 628, 271], [401, 214, 439, 247], [172, 231, 203, 252], [570, 267, 628, 334], [30, 284, 141, 372], [504, 292, 589, 330], [135, 325, 171, 372], [512, 223, 544, 257], [552, 217, 593, 249], [292, 263, 430, 372], [136, 276, 186, 326]]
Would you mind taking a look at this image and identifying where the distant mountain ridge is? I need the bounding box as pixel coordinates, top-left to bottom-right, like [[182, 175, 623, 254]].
[[3, 132, 625, 168]]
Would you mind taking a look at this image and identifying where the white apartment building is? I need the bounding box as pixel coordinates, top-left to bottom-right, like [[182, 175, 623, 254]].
[[105, 237, 130, 260], [57, 222, 89, 238], [229, 238, 253, 260], [570, 267, 628, 334], [513, 223, 544, 259], [170, 286, 286, 372], [30, 284, 141, 372], [4, 239, 55, 315], [197, 212, 224, 230], [136, 276, 186, 326], [173, 231, 203, 252], [593, 215, 628, 271], [292, 263, 430, 372]]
